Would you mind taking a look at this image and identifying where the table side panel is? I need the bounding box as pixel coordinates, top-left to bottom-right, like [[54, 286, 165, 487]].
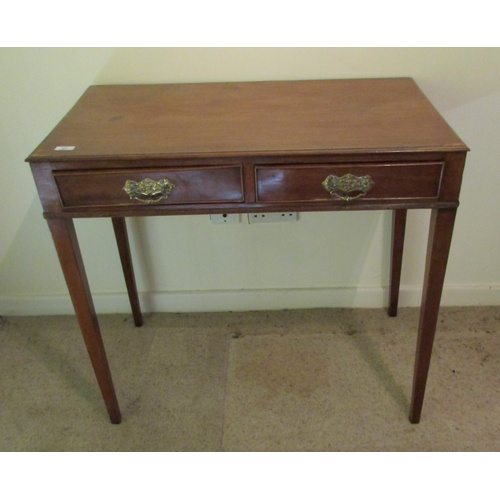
[[438, 151, 467, 202]]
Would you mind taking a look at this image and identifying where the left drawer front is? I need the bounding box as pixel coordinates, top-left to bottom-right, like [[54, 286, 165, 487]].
[[54, 166, 244, 208]]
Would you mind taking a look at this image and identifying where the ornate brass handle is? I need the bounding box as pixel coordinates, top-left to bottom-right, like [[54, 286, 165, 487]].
[[322, 173, 374, 201], [123, 178, 175, 204]]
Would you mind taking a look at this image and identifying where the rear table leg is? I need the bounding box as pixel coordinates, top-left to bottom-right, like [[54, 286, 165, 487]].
[[112, 217, 143, 327], [388, 209, 407, 317]]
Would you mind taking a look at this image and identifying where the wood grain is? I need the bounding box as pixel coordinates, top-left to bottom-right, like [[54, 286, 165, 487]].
[[27, 79, 467, 162]]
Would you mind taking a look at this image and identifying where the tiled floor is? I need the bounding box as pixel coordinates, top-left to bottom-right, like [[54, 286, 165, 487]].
[[1, 307, 499, 451]]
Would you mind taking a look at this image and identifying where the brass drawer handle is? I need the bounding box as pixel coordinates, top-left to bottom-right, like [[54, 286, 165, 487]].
[[322, 173, 374, 201], [123, 178, 175, 204]]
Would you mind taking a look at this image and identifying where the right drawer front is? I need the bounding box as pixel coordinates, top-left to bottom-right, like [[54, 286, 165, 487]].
[[256, 162, 444, 203]]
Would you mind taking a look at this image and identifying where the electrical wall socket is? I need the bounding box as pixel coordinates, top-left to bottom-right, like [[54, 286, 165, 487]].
[[210, 213, 241, 224], [248, 212, 298, 223]]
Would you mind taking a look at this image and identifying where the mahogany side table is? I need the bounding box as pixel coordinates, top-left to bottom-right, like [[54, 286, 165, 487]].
[[27, 78, 468, 423]]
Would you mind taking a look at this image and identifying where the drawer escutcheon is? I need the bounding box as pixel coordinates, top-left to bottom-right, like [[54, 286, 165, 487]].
[[123, 178, 175, 204], [322, 173, 374, 201]]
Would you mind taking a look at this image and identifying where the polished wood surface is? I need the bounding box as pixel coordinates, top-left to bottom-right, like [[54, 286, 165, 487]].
[[28, 79, 468, 424], [27, 79, 465, 161]]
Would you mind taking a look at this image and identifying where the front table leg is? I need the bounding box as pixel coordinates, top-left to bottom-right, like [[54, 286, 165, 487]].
[[47, 218, 122, 423], [409, 208, 457, 423]]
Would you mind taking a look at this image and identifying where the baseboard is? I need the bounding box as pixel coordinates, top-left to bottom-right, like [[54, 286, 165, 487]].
[[1, 284, 499, 316]]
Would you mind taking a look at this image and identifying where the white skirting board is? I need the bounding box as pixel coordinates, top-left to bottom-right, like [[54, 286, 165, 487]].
[[1, 284, 500, 316]]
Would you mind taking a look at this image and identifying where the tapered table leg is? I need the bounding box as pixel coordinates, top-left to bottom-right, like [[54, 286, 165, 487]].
[[112, 217, 143, 327], [409, 208, 457, 423], [388, 209, 407, 317], [47, 218, 122, 424]]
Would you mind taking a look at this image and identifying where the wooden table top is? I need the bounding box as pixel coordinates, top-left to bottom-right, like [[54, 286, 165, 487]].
[[27, 78, 467, 162]]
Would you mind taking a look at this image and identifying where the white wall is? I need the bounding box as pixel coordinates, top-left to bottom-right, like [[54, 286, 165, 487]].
[[1, 47, 499, 315]]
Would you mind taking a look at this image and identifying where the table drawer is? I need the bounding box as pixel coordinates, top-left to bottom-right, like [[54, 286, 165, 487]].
[[256, 162, 444, 203], [54, 165, 244, 208]]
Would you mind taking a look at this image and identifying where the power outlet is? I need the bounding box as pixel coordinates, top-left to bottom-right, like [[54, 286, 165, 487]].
[[210, 213, 241, 224], [248, 212, 298, 223]]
